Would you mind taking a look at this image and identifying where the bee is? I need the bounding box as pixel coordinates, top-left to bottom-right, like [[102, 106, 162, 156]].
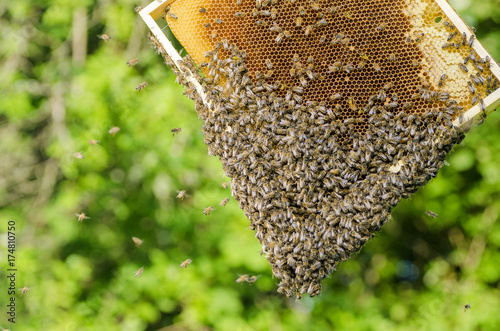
[[447, 31, 458, 41], [237, 0, 242, 5], [388, 53, 396, 61], [135, 267, 144, 278], [467, 35, 475, 47], [479, 98, 485, 112], [443, 21, 454, 29], [127, 58, 139, 67], [199, 7, 206, 13], [471, 95, 479, 106], [167, 12, 178, 19], [109, 126, 120, 136], [298, 6, 305, 16], [219, 197, 230, 206], [180, 259, 192, 268], [136, 82, 148, 91], [203, 206, 214, 215], [98, 33, 111, 42], [459, 64, 468, 73], [176, 190, 189, 200], [74, 152, 84, 159], [438, 73, 447, 86], [247, 275, 259, 283], [377, 22, 387, 31], [373, 63, 381, 72], [464, 304, 471, 312], [461, 32, 467, 45], [236, 274, 249, 283], [276, 32, 284, 44], [425, 210, 438, 218], [271, 7, 277, 19], [234, 11, 246, 18], [134, 6, 142, 13], [441, 42, 454, 49], [344, 11, 351, 19], [357, 60, 366, 70], [171, 127, 182, 136], [132, 237, 143, 247], [222, 182, 229, 189], [467, 81, 476, 95], [76, 212, 90, 222], [412, 60, 420, 68], [473, 63, 483, 73], [19, 286, 31, 296], [319, 35, 327, 43], [347, 97, 357, 111], [88, 139, 99, 146], [304, 26, 313, 37], [214, 18, 222, 24]]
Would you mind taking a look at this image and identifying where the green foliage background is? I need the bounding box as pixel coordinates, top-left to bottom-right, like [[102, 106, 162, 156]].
[[1, 0, 499, 330]]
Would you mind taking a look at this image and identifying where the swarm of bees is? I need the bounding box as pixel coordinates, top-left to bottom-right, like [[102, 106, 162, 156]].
[[150, 0, 500, 298]]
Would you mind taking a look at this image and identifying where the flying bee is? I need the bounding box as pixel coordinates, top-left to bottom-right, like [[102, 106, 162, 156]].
[[425, 210, 438, 218], [203, 206, 214, 215], [136, 82, 148, 91], [135, 267, 144, 278], [247, 275, 259, 283], [132, 237, 143, 247], [74, 152, 84, 159], [88, 139, 99, 145], [176, 190, 189, 200], [19, 286, 31, 296], [180, 259, 192, 268], [98, 33, 111, 42], [236, 274, 249, 283], [219, 197, 230, 206], [108, 126, 120, 136], [76, 212, 90, 222], [464, 304, 471, 312], [127, 58, 139, 67], [221, 182, 229, 189], [171, 127, 182, 136], [134, 6, 142, 13], [438, 73, 447, 86]]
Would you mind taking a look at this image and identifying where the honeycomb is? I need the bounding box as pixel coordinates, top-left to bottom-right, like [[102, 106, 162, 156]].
[[148, 0, 500, 297]]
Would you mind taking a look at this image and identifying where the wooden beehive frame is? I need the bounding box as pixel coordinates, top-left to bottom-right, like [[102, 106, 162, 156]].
[[139, 0, 500, 128]]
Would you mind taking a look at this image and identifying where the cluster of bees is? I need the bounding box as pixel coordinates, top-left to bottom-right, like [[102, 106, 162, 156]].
[[151, 0, 499, 297]]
